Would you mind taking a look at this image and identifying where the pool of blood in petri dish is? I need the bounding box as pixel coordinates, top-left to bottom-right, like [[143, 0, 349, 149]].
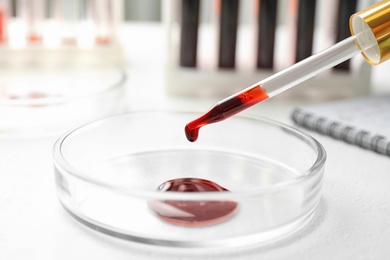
[[150, 178, 237, 227], [185, 84, 269, 142]]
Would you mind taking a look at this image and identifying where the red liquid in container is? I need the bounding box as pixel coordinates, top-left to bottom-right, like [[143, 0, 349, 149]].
[[150, 178, 237, 227], [185, 84, 269, 142]]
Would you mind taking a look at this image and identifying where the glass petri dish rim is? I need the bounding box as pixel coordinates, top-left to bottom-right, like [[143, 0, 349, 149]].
[[52, 110, 327, 200], [0, 67, 127, 107]]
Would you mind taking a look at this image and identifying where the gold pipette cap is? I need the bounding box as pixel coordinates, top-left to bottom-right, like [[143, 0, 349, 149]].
[[350, 0, 390, 65]]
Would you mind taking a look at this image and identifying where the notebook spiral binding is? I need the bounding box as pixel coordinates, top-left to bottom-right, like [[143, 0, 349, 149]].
[[291, 108, 390, 156]]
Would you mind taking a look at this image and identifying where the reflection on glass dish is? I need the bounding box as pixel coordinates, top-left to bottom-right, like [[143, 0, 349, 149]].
[[0, 66, 126, 137]]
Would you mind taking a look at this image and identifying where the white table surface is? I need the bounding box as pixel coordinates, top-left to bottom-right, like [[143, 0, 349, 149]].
[[2, 23, 390, 259]]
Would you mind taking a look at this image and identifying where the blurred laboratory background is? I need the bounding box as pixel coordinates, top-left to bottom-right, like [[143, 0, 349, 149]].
[[3, 1, 390, 259], [0, 0, 388, 135]]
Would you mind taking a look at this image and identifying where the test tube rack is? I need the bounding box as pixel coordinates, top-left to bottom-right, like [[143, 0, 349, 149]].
[[0, 0, 125, 67], [163, 0, 375, 100]]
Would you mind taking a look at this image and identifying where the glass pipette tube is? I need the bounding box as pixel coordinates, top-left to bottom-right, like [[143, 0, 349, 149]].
[[185, 30, 376, 142], [186, 0, 390, 142]]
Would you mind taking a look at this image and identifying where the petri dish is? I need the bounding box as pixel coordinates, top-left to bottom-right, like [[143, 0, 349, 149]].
[[0, 66, 126, 137], [53, 111, 326, 249]]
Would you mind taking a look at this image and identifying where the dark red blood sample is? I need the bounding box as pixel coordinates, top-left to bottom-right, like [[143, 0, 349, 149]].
[[185, 84, 269, 142], [150, 178, 237, 227]]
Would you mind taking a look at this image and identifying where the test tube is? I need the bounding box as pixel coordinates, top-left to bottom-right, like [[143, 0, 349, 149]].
[[90, 0, 113, 45], [179, 0, 200, 67], [274, 0, 297, 71], [295, 0, 317, 62], [54, 0, 81, 45], [18, 0, 45, 43], [218, 0, 239, 68], [334, 0, 358, 70], [0, 0, 9, 44], [256, 0, 278, 69]]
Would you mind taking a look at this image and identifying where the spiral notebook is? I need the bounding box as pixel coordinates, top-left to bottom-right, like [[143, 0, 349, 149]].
[[290, 95, 390, 156]]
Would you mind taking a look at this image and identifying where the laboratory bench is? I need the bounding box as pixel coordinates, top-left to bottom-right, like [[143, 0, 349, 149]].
[[2, 24, 390, 259]]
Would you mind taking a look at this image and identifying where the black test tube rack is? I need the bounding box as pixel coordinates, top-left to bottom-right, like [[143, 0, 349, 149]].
[[164, 0, 373, 100]]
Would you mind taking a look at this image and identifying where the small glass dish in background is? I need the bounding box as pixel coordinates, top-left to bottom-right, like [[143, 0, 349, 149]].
[[53, 111, 326, 249], [0, 66, 126, 138]]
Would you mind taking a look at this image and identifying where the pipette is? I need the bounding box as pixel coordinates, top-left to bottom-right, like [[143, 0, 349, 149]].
[[185, 0, 390, 142]]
